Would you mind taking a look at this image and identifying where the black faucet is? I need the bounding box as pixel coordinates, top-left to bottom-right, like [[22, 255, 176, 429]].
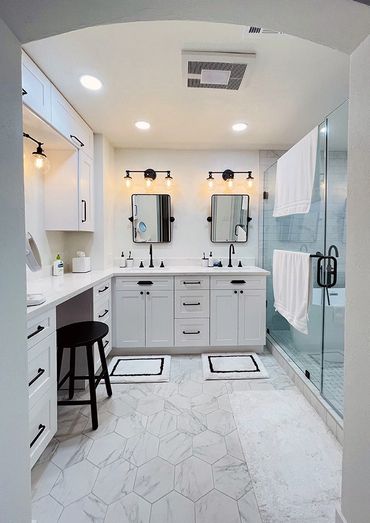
[[228, 244, 235, 268], [149, 243, 154, 268], [328, 244, 339, 257]]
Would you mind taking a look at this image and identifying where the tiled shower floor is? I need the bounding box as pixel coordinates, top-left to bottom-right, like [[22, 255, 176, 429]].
[[31, 352, 337, 522]]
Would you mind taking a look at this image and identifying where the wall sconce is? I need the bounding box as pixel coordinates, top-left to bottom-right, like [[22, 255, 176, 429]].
[[207, 169, 254, 189], [23, 132, 49, 171], [124, 168, 173, 188]]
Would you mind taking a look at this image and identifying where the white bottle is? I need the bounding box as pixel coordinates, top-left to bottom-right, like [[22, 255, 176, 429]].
[[208, 251, 213, 267], [52, 254, 64, 276], [119, 251, 126, 268]]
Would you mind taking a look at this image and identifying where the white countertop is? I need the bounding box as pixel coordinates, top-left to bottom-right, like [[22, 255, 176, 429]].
[[27, 265, 269, 318]]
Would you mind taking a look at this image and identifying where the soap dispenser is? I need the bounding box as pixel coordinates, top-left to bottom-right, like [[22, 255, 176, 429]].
[[208, 251, 213, 267], [119, 251, 126, 268], [52, 254, 64, 276], [126, 251, 134, 268], [202, 252, 208, 267]]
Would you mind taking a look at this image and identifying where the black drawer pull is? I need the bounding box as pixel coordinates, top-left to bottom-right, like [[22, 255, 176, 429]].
[[183, 302, 201, 306], [81, 199, 87, 222], [230, 280, 246, 284], [183, 330, 201, 335], [70, 134, 85, 147], [137, 281, 153, 285], [30, 424, 46, 448], [183, 281, 201, 285], [103, 340, 109, 349], [29, 368, 45, 387], [27, 325, 45, 340], [22, 88, 28, 95], [98, 286, 109, 293], [98, 309, 109, 318]]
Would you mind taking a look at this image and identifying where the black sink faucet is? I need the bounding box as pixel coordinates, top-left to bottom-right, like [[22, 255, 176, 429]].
[[149, 243, 154, 268], [228, 244, 235, 268]]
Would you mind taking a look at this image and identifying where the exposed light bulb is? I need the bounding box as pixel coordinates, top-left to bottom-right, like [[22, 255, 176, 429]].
[[34, 156, 44, 169], [146, 178, 152, 188], [248, 179, 253, 188], [208, 179, 213, 189], [125, 178, 132, 188], [228, 179, 233, 188], [166, 178, 172, 188]]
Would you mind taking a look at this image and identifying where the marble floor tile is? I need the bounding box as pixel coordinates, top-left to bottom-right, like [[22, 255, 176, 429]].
[[136, 396, 165, 416], [238, 490, 263, 523], [150, 491, 195, 523], [31, 460, 61, 501], [87, 432, 127, 468], [178, 380, 203, 398], [192, 430, 227, 464], [51, 460, 99, 506], [82, 410, 118, 440], [106, 397, 136, 418], [58, 493, 107, 523], [115, 412, 148, 439], [225, 430, 245, 461], [202, 381, 228, 397], [51, 433, 93, 469], [31, 495, 63, 523], [123, 432, 159, 466], [105, 492, 151, 523], [191, 393, 219, 415], [152, 381, 178, 399], [217, 393, 233, 412], [213, 454, 252, 500], [165, 393, 191, 413], [147, 410, 177, 437], [207, 408, 236, 435], [177, 409, 207, 436], [93, 458, 136, 504], [36, 438, 59, 464], [134, 457, 174, 502], [158, 430, 192, 465], [55, 411, 89, 438], [195, 489, 241, 523], [174, 456, 213, 501]]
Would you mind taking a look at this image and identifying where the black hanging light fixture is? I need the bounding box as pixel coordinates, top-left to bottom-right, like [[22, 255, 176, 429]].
[[124, 170, 133, 188], [207, 169, 254, 189], [246, 170, 254, 187], [23, 132, 48, 170], [164, 171, 173, 188], [206, 172, 214, 188], [124, 169, 173, 188]]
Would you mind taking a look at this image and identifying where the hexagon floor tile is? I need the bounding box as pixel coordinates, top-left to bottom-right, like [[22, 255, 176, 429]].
[[134, 457, 174, 502], [193, 429, 227, 464], [51, 460, 99, 506], [115, 412, 148, 439], [213, 454, 252, 500], [147, 410, 177, 437], [58, 494, 107, 523], [136, 396, 165, 416], [150, 491, 195, 523], [123, 432, 159, 466], [87, 432, 127, 468], [174, 456, 213, 501], [93, 458, 136, 504], [105, 492, 151, 523], [195, 489, 241, 523], [158, 431, 192, 465], [177, 409, 207, 436], [206, 408, 236, 435]]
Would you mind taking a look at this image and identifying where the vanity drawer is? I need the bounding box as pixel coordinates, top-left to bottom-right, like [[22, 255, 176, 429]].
[[29, 387, 57, 468], [28, 333, 56, 408], [94, 313, 112, 368], [115, 277, 173, 291], [175, 276, 209, 290], [210, 276, 266, 291], [27, 308, 56, 350], [94, 295, 111, 322], [94, 278, 111, 302], [175, 290, 209, 318], [175, 319, 209, 347]]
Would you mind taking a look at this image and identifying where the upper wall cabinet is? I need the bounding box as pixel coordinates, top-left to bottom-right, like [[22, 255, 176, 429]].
[[51, 86, 94, 159], [21, 51, 52, 122]]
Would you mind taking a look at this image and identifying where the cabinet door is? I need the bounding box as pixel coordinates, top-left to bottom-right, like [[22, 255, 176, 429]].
[[22, 51, 51, 122], [146, 290, 174, 348], [114, 291, 145, 348], [78, 150, 94, 231], [238, 290, 266, 346], [210, 290, 238, 346]]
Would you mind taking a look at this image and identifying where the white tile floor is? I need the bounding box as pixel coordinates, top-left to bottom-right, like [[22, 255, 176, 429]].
[[31, 352, 341, 523]]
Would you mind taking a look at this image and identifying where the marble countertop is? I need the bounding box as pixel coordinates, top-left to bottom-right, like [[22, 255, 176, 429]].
[[27, 265, 269, 318]]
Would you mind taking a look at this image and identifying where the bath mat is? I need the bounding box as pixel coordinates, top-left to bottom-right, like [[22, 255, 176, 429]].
[[201, 352, 269, 380], [108, 355, 171, 383]]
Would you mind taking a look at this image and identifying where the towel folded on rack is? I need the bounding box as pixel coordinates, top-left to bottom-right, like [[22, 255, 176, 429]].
[[273, 250, 311, 334], [273, 127, 318, 217]]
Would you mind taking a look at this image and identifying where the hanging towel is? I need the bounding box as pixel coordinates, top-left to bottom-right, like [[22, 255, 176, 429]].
[[273, 127, 318, 217], [273, 250, 311, 334]]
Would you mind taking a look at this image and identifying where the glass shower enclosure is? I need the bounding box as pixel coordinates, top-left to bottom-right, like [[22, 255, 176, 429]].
[[263, 101, 348, 416]]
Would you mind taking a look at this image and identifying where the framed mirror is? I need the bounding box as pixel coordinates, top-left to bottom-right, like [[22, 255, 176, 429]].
[[131, 194, 172, 243], [209, 194, 251, 243]]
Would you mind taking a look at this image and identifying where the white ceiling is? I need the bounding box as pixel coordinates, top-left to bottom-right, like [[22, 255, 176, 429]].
[[25, 21, 350, 150]]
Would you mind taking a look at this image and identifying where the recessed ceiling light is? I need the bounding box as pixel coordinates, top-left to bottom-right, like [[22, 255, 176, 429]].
[[232, 123, 248, 132], [135, 121, 151, 130], [80, 75, 102, 91]]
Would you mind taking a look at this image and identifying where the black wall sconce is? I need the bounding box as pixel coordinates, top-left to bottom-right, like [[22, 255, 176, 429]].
[[124, 168, 173, 188], [207, 169, 254, 188], [23, 132, 48, 170]]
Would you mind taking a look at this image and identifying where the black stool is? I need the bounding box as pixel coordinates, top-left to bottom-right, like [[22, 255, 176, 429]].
[[57, 321, 112, 430]]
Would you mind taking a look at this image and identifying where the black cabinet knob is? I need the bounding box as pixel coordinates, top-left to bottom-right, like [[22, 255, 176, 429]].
[[140, 291, 143, 295], [234, 290, 237, 294], [146, 291, 150, 295], [240, 290, 244, 294]]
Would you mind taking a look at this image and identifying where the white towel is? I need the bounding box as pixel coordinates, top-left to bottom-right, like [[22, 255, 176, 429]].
[[273, 127, 318, 217], [273, 250, 311, 334]]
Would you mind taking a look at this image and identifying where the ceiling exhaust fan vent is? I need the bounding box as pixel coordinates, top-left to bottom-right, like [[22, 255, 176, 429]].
[[247, 26, 283, 35], [182, 51, 255, 91]]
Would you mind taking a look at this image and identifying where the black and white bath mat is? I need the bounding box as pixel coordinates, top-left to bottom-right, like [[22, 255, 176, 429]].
[[202, 352, 269, 380], [108, 355, 171, 383]]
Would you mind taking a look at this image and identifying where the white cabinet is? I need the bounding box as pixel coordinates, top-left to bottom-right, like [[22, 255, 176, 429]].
[[238, 290, 266, 346], [51, 86, 94, 158], [210, 290, 239, 346], [78, 150, 94, 231], [22, 51, 51, 122], [93, 279, 112, 368], [146, 290, 174, 347]]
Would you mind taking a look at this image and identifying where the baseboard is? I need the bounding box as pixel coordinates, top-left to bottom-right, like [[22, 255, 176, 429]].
[[111, 345, 264, 356], [335, 505, 347, 523]]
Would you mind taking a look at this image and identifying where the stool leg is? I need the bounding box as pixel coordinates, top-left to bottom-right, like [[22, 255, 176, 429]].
[[68, 347, 75, 400], [98, 338, 112, 397], [86, 344, 98, 430], [57, 346, 64, 387]]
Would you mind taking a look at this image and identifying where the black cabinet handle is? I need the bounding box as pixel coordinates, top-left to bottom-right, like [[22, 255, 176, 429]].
[[183, 330, 200, 335], [98, 286, 109, 293], [103, 340, 109, 349], [27, 325, 45, 340], [183, 302, 201, 306], [70, 134, 85, 147], [30, 424, 46, 448], [98, 309, 109, 318], [137, 281, 153, 285], [81, 199, 87, 223], [183, 281, 201, 285], [29, 368, 45, 387], [230, 280, 246, 284]]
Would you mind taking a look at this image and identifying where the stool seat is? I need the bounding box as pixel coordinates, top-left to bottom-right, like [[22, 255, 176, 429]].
[[57, 321, 109, 348]]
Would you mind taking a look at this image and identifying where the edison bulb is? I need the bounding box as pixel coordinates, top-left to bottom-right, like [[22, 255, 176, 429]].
[[125, 178, 132, 188], [228, 179, 233, 188], [248, 179, 253, 188], [146, 178, 152, 188], [34, 156, 44, 169], [208, 179, 213, 189], [166, 178, 172, 188]]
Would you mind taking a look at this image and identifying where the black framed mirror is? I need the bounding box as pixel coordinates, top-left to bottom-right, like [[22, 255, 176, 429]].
[[208, 194, 251, 243], [130, 194, 172, 243]]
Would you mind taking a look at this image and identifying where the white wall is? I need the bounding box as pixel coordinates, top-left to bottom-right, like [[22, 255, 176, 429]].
[[114, 148, 260, 266], [0, 17, 31, 523], [341, 34, 370, 523]]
